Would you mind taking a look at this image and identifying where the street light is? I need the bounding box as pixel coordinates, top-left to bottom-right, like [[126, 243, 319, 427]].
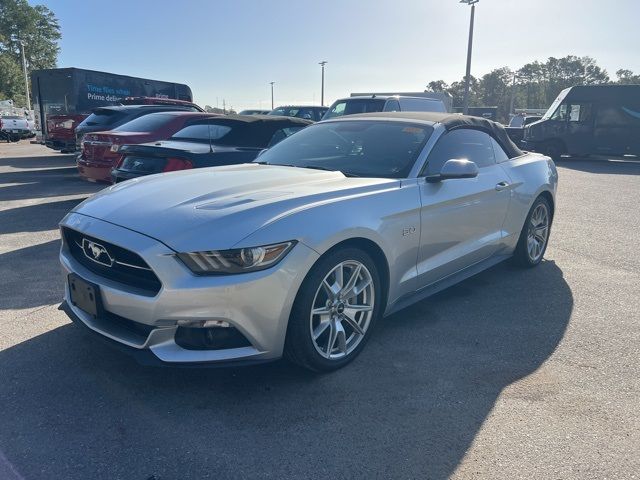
[[19, 40, 31, 110], [318, 61, 327, 106], [269, 81, 275, 110], [460, 0, 479, 115]]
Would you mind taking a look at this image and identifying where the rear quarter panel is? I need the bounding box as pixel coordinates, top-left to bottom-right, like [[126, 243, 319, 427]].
[[500, 153, 558, 250]]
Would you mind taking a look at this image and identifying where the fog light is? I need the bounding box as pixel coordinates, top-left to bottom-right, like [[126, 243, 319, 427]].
[[175, 325, 251, 350]]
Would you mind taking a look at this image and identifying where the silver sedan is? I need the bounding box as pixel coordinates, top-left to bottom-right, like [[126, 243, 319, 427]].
[[59, 112, 558, 372]]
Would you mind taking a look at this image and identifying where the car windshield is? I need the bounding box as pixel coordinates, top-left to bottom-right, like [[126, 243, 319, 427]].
[[113, 113, 174, 132], [509, 116, 525, 128], [256, 120, 433, 178], [542, 88, 571, 120], [323, 99, 387, 120]]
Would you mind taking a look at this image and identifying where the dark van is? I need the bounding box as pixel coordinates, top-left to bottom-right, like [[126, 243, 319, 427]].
[[31, 68, 195, 152], [523, 85, 640, 159]]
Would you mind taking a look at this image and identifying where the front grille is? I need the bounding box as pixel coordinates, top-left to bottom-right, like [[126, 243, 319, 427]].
[[63, 227, 162, 295]]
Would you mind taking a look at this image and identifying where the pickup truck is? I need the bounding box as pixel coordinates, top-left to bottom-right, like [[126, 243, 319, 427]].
[[0, 115, 31, 142], [504, 114, 542, 145]]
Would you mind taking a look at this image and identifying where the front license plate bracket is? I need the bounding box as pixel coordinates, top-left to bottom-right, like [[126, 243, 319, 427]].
[[68, 273, 100, 318]]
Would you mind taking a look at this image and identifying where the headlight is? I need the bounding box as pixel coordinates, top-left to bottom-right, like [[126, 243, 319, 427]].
[[177, 241, 296, 275]]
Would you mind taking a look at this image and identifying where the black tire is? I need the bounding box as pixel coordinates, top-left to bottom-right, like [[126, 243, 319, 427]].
[[512, 196, 552, 268], [541, 140, 564, 161], [284, 247, 383, 372]]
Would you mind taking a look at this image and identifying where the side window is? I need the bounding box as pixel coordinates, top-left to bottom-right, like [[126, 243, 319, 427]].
[[569, 104, 580, 122], [568, 103, 592, 123], [490, 137, 510, 163], [424, 129, 496, 175], [550, 104, 568, 121], [328, 102, 345, 117], [296, 109, 313, 120], [267, 126, 305, 148], [171, 123, 232, 142], [383, 100, 400, 112]]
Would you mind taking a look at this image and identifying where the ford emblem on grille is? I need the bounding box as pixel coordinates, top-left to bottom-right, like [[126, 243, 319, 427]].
[[81, 238, 114, 267]]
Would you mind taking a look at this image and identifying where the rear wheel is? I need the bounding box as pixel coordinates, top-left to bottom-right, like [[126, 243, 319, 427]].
[[284, 248, 382, 372], [513, 196, 552, 268]]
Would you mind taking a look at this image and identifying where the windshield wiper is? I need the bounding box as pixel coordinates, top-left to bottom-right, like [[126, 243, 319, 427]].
[[259, 163, 359, 177], [300, 165, 359, 177]]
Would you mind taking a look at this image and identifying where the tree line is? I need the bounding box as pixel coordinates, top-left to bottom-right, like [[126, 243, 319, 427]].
[[0, 0, 60, 108], [427, 55, 640, 123]]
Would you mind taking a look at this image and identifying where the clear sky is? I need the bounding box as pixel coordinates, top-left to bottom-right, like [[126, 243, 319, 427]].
[[36, 0, 640, 111]]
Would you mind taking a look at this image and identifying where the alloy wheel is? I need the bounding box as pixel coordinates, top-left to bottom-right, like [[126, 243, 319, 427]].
[[527, 203, 549, 262], [309, 260, 375, 360]]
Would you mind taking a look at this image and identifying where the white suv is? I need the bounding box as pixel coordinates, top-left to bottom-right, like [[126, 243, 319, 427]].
[[322, 95, 446, 120]]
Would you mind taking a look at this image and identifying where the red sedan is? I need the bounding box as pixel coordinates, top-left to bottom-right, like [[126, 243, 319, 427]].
[[77, 112, 220, 183]]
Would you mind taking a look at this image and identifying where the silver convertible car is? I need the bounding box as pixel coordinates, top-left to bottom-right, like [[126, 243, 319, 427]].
[[59, 112, 558, 372]]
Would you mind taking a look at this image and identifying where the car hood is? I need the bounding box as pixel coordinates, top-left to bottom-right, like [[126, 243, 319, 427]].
[[72, 163, 397, 252]]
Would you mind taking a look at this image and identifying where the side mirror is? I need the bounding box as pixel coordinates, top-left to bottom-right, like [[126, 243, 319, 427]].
[[426, 159, 479, 183]]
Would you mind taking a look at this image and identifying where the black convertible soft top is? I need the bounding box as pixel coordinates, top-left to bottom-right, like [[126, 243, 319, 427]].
[[341, 111, 524, 158], [186, 114, 314, 147]]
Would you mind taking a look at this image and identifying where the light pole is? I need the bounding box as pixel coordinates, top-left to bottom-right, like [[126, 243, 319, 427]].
[[460, 0, 478, 115], [319, 61, 327, 106], [20, 40, 31, 109], [269, 81, 275, 110]]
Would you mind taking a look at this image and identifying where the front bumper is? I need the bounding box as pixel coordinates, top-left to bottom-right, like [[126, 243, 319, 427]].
[[59, 212, 319, 365], [60, 301, 275, 368], [45, 138, 76, 151]]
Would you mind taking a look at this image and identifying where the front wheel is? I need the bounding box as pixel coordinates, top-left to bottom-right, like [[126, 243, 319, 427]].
[[284, 248, 382, 372], [512, 196, 552, 268]]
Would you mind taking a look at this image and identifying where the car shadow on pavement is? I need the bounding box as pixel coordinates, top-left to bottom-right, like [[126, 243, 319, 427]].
[[556, 157, 640, 175], [0, 165, 103, 202], [0, 240, 63, 310], [0, 259, 572, 479], [0, 154, 77, 169], [0, 198, 86, 235]]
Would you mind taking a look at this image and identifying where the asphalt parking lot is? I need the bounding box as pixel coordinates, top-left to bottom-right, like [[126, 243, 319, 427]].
[[0, 142, 638, 480]]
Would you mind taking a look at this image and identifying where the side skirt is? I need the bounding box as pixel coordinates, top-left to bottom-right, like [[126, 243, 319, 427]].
[[384, 254, 512, 317]]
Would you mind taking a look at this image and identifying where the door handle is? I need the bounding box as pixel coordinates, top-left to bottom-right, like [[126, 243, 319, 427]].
[[495, 181, 510, 191]]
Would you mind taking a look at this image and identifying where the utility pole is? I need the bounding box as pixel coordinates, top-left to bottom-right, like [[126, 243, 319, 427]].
[[509, 72, 521, 117], [222, 99, 226, 114], [460, 0, 479, 115], [319, 61, 327, 106], [20, 40, 31, 109], [269, 82, 275, 110]]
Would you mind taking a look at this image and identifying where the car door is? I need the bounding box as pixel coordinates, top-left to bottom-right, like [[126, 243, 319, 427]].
[[416, 128, 512, 287]]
